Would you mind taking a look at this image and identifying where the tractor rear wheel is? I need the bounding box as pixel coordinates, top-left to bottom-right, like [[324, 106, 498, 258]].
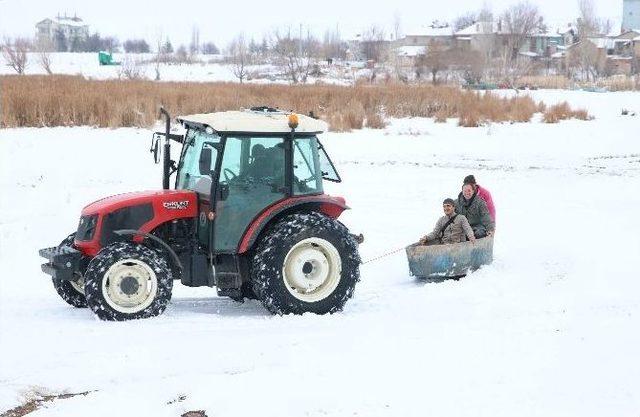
[[251, 212, 360, 315], [52, 233, 87, 308], [84, 242, 173, 321]]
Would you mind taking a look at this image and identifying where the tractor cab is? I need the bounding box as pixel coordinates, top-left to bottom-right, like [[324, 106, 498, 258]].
[[170, 109, 341, 253]]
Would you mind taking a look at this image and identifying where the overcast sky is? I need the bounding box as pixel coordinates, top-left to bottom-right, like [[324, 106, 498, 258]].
[[0, 0, 623, 47]]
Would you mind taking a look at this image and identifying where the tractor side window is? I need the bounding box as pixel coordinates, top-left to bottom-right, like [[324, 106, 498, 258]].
[[293, 138, 323, 195], [176, 129, 221, 195], [317, 139, 341, 183]]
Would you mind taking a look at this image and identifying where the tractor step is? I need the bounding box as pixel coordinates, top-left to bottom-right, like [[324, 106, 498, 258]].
[[215, 272, 242, 298], [39, 245, 82, 281]]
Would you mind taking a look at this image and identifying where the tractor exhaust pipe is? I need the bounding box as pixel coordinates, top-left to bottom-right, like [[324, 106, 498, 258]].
[[159, 107, 171, 190]]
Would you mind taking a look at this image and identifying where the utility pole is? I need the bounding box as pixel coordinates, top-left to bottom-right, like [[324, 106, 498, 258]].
[[299, 23, 302, 58]]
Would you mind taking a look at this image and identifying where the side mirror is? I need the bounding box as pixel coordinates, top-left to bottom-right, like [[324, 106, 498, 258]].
[[151, 136, 160, 164], [199, 147, 212, 175]]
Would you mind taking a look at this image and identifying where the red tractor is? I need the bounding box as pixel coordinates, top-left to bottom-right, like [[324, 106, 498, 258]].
[[39, 107, 362, 321]]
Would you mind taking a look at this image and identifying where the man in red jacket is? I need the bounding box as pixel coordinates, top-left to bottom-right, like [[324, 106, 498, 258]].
[[463, 175, 495, 225]]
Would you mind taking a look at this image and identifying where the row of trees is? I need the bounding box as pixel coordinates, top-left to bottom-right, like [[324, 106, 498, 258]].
[[226, 26, 349, 84], [407, 0, 626, 85], [26, 26, 221, 55], [2, 0, 632, 83]]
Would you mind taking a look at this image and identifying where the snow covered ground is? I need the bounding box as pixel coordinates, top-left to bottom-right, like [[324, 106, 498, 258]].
[[1, 90, 639, 416], [0, 52, 359, 84]]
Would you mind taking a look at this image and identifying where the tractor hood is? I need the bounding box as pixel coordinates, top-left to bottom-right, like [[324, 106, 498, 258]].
[[81, 190, 198, 217]]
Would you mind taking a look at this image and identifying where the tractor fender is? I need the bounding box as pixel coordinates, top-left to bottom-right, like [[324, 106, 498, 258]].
[[237, 195, 349, 254], [113, 229, 183, 276]]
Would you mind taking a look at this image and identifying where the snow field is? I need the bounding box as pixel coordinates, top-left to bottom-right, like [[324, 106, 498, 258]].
[[0, 52, 356, 84], [0, 90, 639, 416]]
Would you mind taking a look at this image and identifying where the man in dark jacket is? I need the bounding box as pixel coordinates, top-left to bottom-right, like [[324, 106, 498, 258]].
[[464, 174, 495, 224], [456, 183, 495, 238]]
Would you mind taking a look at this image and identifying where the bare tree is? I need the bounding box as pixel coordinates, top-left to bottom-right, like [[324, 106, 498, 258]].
[[503, 56, 535, 87], [568, 39, 604, 81], [501, 2, 542, 59], [35, 38, 54, 75], [38, 51, 52, 75], [229, 33, 249, 83], [571, 0, 609, 81], [1, 37, 29, 74], [455, 5, 494, 31], [454, 12, 478, 32], [154, 30, 164, 81], [118, 56, 145, 80], [500, 2, 543, 81], [201, 42, 220, 55], [361, 25, 388, 63], [175, 45, 190, 63], [478, 3, 494, 22], [417, 40, 452, 84], [272, 27, 319, 84], [577, 0, 602, 36], [460, 49, 487, 84], [322, 27, 345, 61]]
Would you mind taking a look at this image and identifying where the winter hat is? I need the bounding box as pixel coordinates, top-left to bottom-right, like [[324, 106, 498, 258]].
[[443, 198, 455, 206], [463, 175, 476, 185]]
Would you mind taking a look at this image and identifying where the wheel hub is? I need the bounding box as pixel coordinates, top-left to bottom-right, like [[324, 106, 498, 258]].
[[302, 261, 313, 275], [102, 259, 158, 313], [282, 238, 342, 302], [120, 276, 140, 295]]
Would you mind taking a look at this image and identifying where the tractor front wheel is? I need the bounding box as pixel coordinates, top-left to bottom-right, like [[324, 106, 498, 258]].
[[251, 212, 360, 315], [84, 242, 173, 321]]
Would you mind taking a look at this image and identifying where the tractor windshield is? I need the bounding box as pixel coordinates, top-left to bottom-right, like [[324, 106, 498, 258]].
[[176, 129, 221, 195]]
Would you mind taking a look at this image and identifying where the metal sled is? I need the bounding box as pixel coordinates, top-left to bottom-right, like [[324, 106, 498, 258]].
[[406, 236, 494, 279]]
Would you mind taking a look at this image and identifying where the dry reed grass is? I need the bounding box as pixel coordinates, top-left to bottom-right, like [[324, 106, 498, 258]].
[[518, 75, 640, 91], [543, 102, 592, 123], [0, 75, 582, 130]]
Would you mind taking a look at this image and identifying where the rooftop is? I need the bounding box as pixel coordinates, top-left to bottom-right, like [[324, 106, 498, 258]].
[[588, 37, 616, 49], [37, 15, 89, 28], [177, 110, 328, 135], [405, 21, 454, 37], [395, 45, 427, 57], [455, 21, 497, 36], [455, 21, 575, 38]]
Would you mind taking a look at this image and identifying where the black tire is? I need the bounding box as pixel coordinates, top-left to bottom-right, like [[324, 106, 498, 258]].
[[241, 281, 259, 300], [251, 212, 361, 315], [52, 233, 87, 308], [84, 242, 173, 321]]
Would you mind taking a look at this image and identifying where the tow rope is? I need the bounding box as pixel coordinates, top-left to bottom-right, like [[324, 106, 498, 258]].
[[361, 246, 408, 265]]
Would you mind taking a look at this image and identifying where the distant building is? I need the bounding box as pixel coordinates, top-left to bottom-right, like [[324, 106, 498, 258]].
[[36, 14, 89, 50], [623, 0, 640, 31], [454, 20, 572, 58], [399, 21, 455, 48]]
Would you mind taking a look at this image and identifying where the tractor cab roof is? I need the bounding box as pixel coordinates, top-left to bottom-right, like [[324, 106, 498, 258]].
[[177, 109, 328, 135]]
